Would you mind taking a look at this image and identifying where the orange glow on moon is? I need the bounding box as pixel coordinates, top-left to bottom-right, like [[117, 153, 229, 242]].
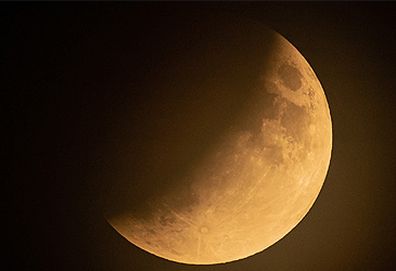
[[106, 26, 332, 265]]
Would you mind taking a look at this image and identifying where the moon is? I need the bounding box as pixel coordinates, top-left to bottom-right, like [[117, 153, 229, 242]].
[[106, 20, 332, 265]]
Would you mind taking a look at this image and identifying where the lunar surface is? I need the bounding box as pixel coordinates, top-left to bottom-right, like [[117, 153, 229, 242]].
[[106, 24, 332, 265]]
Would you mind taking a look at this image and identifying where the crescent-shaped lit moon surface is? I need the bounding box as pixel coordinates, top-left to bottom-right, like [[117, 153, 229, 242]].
[[107, 28, 332, 265]]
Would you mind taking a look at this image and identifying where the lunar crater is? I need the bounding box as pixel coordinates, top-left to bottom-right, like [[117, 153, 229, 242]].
[[199, 226, 209, 234]]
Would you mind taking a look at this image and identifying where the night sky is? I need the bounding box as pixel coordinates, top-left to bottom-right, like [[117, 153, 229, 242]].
[[9, 2, 396, 270]]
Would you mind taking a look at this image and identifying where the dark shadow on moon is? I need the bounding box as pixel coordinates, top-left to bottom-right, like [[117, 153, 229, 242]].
[[278, 63, 302, 91], [103, 14, 279, 220]]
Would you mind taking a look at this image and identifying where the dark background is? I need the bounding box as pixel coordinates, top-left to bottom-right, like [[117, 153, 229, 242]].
[[8, 2, 396, 270]]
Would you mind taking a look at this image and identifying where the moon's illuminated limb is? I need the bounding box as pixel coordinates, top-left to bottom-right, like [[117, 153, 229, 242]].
[[107, 28, 332, 265]]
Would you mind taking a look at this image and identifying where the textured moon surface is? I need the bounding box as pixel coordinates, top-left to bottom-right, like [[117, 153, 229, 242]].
[[107, 27, 332, 264]]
